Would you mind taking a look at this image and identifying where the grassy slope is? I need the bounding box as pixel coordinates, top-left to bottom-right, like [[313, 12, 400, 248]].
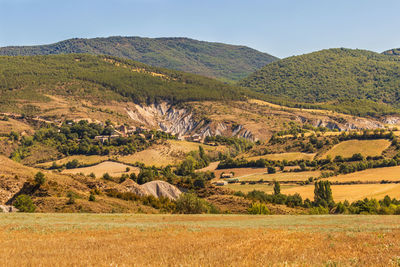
[[0, 36, 278, 82], [241, 48, 400, 115]]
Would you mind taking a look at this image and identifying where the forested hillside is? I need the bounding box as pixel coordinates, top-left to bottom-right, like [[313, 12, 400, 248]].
[[0, 36, 278, 82], [240, 48, 400, 115], [0, 54, 248, 107]]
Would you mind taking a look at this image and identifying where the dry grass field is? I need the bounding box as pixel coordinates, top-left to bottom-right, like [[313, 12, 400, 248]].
[[119, 140, 225, 167], [322, 139, 391, 159], [62, 161, 139, 177], [224, 183, 296, 193], [282, 183, 400, 202], [0, 118, 33, 135], [1, 214, 400, 266], [247, 152, 316, 161], [37, 155, 109, 168], [327, 166, 400, 183], [237, 170, 321, 182]]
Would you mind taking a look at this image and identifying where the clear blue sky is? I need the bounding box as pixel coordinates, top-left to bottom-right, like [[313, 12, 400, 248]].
[[1, 0, 400, 58]]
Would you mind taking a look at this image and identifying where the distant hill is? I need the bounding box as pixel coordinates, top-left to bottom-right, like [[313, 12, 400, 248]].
[[0, 54, 249, 112], [383, 48, 400, 56], [240, 48, 400, 115], [0, 36, 278, 82]]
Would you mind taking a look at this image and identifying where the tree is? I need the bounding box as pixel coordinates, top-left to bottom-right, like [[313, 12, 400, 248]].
[[175, 193, 217, 214], [267, 166, 276, 174], [273, 180, 281, 195], [34, 172, 46, 186], [103, 173, 112, 181], [248, 202, 270, 214], [14, 195, 36, 212], [89, 193, 96, 202], [314, 181, 333, 208]]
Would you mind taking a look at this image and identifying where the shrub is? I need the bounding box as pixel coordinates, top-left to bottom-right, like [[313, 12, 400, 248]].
[[65, 159, 79, 169], [89, 193, 96, 202], [248, 202, 270, 215], [102, 173, 112, 181], [175, 193, 218, 214], [34, 172, 46, 186], [14, 195, 36, 212], [267, 166, 276, 174]]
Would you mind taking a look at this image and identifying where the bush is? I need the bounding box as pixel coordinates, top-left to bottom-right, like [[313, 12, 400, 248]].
[[89, 193, 96, 202], [65, 159, 79, 169], [14, 195, 36, 212], [102, 173, 112, 181], [248, 202, 270, 215], [175, 193, 218, 214], [267, 166, 276, 174], [34, 172, 46, 186]]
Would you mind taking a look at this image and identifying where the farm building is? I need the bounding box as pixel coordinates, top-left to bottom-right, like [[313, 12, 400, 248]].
[[221, 172, 234, 178], [214, 181, 228, 186]]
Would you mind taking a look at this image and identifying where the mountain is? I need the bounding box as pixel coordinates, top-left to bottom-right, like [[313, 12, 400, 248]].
[[0, 36, 278, 82], [383, 48, 400, 56], [240, 48, 400, 115], [0, 54, 248, 113]]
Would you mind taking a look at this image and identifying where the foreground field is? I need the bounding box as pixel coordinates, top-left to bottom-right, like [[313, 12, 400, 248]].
[[322, 139, 391, 158], [1, 214, 400, 266]]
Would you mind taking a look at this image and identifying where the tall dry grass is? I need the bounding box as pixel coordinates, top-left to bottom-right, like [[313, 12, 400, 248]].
[[1, 214, 400, 266]]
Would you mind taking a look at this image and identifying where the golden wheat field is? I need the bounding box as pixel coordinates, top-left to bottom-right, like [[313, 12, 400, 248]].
[[247, 152, 316, 161], [1, 214, 400, 266], [62, 161, 139, 177], [282, 183, 400, 202], [322, 139, 391, 158]]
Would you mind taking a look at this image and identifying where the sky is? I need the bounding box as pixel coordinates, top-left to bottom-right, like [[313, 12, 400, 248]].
[[1, 0, 400, 58]]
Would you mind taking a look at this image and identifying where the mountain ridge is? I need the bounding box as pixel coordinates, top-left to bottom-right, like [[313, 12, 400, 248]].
[[0, 36, 278, 82]]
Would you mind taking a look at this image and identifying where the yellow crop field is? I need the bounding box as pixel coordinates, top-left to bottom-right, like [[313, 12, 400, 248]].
[[327, 166, 400, 183], [224, 183, 296, 193], [62, 161, 139, 177], [238, 170, 321, 182], [322, 139, 391, 158], [37, 155, 109, 168], [282, 183, 400, 202], [247, 152, 316, 161], [1, 214, 400, 266]]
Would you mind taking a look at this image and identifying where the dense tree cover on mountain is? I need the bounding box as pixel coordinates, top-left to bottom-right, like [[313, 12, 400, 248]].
[[0, 54, 249, 107], [241, 48, 400, 116], [0, 36, 278, 82]]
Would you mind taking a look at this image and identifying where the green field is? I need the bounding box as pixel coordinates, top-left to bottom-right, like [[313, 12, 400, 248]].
[[1, 214, 400, 266]]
